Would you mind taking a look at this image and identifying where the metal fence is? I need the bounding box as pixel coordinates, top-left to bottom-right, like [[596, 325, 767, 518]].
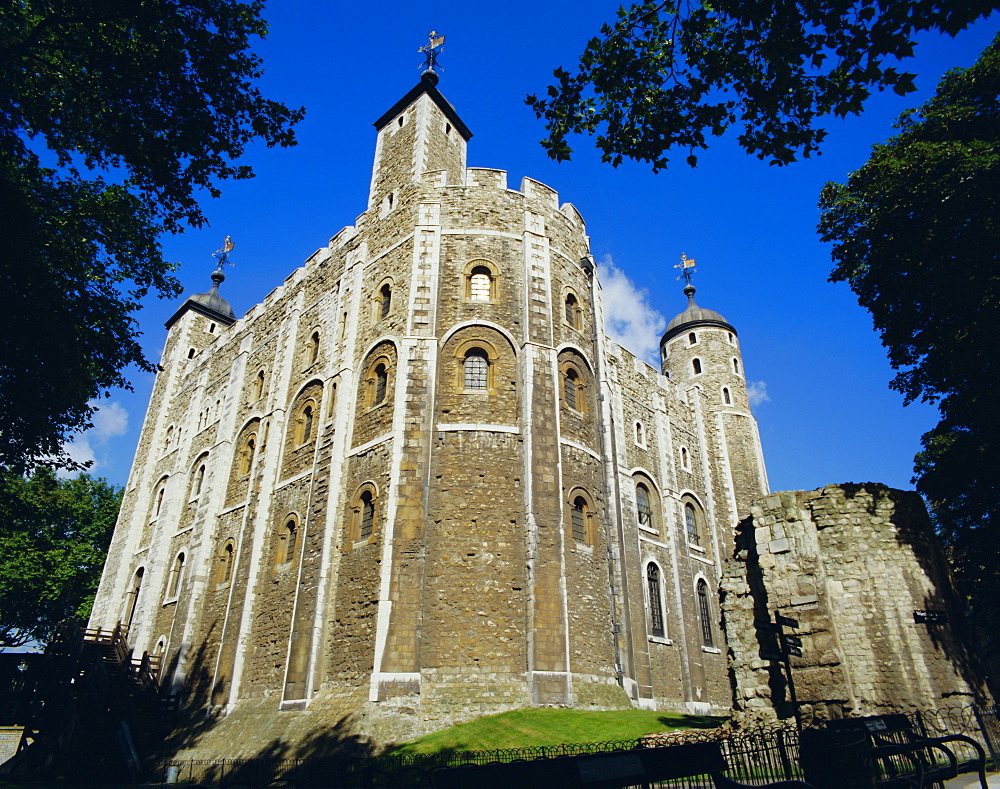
[[155, 705, 998, 788]]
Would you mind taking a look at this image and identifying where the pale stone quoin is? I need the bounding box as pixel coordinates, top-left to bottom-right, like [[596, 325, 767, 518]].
[[90, 73, 986, 755]]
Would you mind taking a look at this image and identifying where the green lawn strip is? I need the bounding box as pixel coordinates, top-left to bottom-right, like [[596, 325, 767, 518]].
[[386, 708, 725, 755]]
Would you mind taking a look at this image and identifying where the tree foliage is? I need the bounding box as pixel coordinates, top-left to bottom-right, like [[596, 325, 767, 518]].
[[818, 34, 1000, 646], [0, 469, 122, 649], [526, 0, 996, 170], [0, 0, 304, 472]]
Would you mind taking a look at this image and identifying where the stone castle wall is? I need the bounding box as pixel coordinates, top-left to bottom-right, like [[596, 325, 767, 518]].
[[722, 484, 988, 723]]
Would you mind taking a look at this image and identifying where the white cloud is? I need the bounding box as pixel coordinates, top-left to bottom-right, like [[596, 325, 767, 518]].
[[91, 401, 129, 440], [60, 400, 129, 475], [747, 381, 771, 408], [597, 255, 667, 366]]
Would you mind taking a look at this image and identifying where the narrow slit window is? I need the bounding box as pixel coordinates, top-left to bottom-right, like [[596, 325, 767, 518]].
[[309, 331, 320, 365], [379, 284, 391, 320], [648, 563, 665, 637], [360, 491, 374, 539], [692, 358, 702, 375], [166, 553, 185, 599], [572, 497, 587, 543], [723, 387, 732, 405], [733, 358, 740, 374], [698, 579, 714, 646], [564, 368, 581, 410], [374, 364, 388, 405]]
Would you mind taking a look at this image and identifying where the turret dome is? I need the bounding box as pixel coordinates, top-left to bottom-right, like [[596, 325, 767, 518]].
[[662, 283, 734, 343]]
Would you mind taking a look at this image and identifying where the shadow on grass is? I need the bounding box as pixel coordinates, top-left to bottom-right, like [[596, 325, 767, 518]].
[[658, 714, 725, 730]]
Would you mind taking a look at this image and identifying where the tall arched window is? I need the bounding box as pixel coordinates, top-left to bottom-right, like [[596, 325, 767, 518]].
[[563, 367, 581, 411], [193, 463, 206, 497], [692, 358, 702, 375], [697, 579, 714, 646], [253, 369, 265, 400], [374, 363, 388, 405], [276, 518, 297, 565], [217, 541, 234, 585], [124, 567, 144, 630], [647, 563, 665, 637], [378, 283, 392, 320], [635, 422, 644, 445], [688, 332, 697, 345], [360, 490, 375, 539], [309, 331, 320, 365], [685, 502, 700, 544], [733, 358, 740, 374], [565, 293, 581, 328], [154, 486, 165, 517], [681, 446, 690, 470], [166, 552, 185, 599], [469, 266, 493, 301], [723, 387, 732, 405], [463, 349, 489, 390], [636, 483, 652, 527], [238, 434, 256, 476], [295, 402, 315, 445]]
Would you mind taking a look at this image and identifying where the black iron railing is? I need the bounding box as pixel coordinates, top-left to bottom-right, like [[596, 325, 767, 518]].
[[155, 705, 999, 788]]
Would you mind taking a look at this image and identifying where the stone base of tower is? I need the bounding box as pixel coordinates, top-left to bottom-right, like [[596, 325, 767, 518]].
[[164, 673, 633, 762]]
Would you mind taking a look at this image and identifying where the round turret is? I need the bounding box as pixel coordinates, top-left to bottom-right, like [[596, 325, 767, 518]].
[[660, 283, 744, 407]]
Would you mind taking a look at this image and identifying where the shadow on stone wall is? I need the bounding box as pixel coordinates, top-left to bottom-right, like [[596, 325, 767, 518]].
[[837, 483, 990, 706]]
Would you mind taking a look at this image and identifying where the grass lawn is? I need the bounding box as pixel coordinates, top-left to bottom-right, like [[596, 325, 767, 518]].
[[386, 707, 725, 754]]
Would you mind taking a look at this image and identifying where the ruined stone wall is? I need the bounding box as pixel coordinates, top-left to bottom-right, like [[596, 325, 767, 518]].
[[722, 484, 988, 723]]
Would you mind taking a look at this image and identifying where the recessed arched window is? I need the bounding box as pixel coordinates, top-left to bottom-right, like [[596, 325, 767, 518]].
[[374, 363, 388, 405], [154, 485, 165, 518], [295, 401, 315, 445], [567, 492, 598, 546], [360, 490, 375, 539], [635, 422, 645, 445], [647, 563, 665, 638], [216, 541, 235, 585], [309, 331, 320, 365], [469, 265, 493, 301], [728, 332, 735, 344], [123, 567, 144, 630], [166, 552, 185, 600], [636, 483, 652, 528], [276, 517, 297, 565], [187, 347, 196, 359], [193, 463, 206, 497], [685, 502, 700, 544], [733, 358, 740, 374], [688, 332, 697, 345], [164, 425, 174, 452], [253, 369, 265, 401], [723, 387, 732, 405], [563, 367, 581, 411], [565, 292, 581, 329], [697, 578, 714, 646], [692, 358, 702, 375], [463, 348, 489, 390], [238, 433, 256, 476], [681, 446, 690, 470], [378, 283, 392, 320]]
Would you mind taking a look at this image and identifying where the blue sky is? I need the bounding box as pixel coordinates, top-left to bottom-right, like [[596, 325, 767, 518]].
[[70, 3, 999, 496]]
